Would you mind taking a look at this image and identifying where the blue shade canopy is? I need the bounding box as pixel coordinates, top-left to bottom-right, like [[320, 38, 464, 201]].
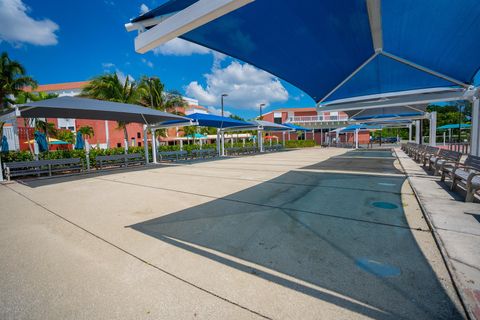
[[438, 124, 471, 130], [75, 131, 85, 150], [187, 112, 253, 128], [1, 136, 9, 153], [132, 0, 480, 102], [131, 0, 199, 22], [284, 123, 310, 132], [5, 97, 189, 124]]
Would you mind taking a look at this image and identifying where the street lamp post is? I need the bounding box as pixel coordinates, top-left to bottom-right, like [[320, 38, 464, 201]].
[[259, 103, 266, 120], [221, 94, 228, 117]]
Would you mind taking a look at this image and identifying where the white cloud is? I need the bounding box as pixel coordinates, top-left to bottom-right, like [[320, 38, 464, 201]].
[[207, 106, 232, 117], [186, 61, 289, 109], [140, 3, 149, 14], [153, 38, 211, 56], [0, 0, 59, 46], [141, 58, 154, 68]]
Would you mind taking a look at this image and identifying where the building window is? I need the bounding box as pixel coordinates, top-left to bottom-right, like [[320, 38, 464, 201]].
[[117, 143, 122, 148], [274, 112, 282, 124], [138, 142, 142, 147], [137, 132, 141, 138]]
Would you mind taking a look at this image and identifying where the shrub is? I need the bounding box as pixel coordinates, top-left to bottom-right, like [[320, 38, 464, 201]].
[[285, 140, 316, 148]]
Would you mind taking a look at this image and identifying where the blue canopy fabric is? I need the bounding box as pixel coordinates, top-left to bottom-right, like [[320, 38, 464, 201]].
[[75, 131, 85, 150], [284, 123, 310, 132], [133, 0, 480, 102], [353, 112, 423, 121], [341, 124, 378, 132], [187, 113, 253, 128], [438, 123, 471, 130], [34, 131, 48, 152], [1, 136, 9, 153]]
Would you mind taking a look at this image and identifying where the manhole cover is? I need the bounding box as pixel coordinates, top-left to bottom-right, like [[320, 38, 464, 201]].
[[372, 201, 398, 209]]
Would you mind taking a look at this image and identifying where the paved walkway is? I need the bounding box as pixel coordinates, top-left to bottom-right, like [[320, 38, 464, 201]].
[[0, 148, 466, 319], [396, 148, 480, 320]]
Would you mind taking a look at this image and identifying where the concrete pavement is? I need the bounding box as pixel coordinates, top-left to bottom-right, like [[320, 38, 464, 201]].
[[0, 147, 466, 319]]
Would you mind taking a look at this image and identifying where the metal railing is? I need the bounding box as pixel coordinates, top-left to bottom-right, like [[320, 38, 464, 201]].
[[286, 115, 349, 123]]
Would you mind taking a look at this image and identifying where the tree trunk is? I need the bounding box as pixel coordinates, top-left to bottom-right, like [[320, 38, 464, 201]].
[[24, 119, 34, 155], [123, 126, 129, 154]]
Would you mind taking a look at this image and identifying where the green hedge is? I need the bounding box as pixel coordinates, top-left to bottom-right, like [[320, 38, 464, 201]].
[[285, 140, 316, 148], [0, 141, 315, 166]]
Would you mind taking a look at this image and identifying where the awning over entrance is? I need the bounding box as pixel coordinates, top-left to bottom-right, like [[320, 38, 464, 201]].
[[0, 96, 189, 125]]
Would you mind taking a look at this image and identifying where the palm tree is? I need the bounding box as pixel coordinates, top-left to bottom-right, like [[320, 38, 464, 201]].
[[81, 73, 138, 151], [78, 125, 94, 141], [138, 76, 165, 110], [0, 52, 37, 111]]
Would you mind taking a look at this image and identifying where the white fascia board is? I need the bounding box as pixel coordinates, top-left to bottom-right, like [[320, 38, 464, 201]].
[[317, 90, 467, 113], [320, 87, 464, 107], [134, 0, 254, 54]]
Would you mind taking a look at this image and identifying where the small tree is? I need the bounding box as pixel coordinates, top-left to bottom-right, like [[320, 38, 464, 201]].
[[78, 125, 94, 140]]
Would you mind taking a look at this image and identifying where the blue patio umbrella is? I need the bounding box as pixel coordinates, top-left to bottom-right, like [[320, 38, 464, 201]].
[[34, 131, 48, 152], [75, 131, 85, 150], [1, 136, 9, 153]]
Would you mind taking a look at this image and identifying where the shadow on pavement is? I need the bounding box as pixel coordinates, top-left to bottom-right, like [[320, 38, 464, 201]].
[[129, 150, 463, 320]]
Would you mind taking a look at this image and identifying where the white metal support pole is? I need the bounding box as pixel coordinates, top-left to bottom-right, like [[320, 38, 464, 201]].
[[355, 128, 359, 149], [151, 129, 158, 164], [85, 141, 91, 171], [470, 93, 480, 156], [105, 120, 110, 148], [124, 138, 128, 154], [143, 125, 149, 164], [449, 128, 452, 143], [0, 151, 4, 182], [199, 138, 203, 150], [443, 131, 446, 146], [311, 129, 315, 141], [231, 136, 234, 148], [258, 130, 264, 152], [415, 120, 421, 144], [221, 130, 225, 156], [429, 111, 437, 147], [216, 129, 221, 156], [180, 139, 183, 151], [242, 138, 245, 147], [282, 131, 286, 147], [408, 124, 412, 142]]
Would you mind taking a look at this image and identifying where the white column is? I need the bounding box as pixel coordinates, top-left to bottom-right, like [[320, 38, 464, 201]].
[[471, 94, 480, 156], [258, 130, 264, 152], [199, 138, 203, 150], [216, 129, 221, 156], [355, 128, 359, 149], [221, 130, 225, 156], [179, 139, 183, 151], [104, 120, 110, 148], [230, 135, 234, 148], [415, 120, 421, 144], [408, 124, 412, 142], [448, 128, 452, 144], [242, 138, 245, 147], [0, 152, 4, 181], [443, 131, 446, 146], [151, 129, 157, 163], [143, 125, 149, 164], [429, 111, 437, 147], [282, 132, 286, 147]]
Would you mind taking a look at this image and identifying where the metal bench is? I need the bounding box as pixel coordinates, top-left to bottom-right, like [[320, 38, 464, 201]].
[[265, 144, 283, 152], [95, 153, 145, 169], [441, 154, 480, 202], [420, 146, 439, 165], [4, 158, 83, 180], [191, 149, 217, 159], [428, 149, 462, 175], [158, 150, 188, 162]]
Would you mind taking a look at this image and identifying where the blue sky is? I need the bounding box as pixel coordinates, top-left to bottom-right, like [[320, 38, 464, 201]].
[[0, 0, 315, 119]]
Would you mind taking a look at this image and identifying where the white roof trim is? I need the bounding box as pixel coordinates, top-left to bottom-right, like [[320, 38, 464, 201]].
[[132, 0, 254, 54]]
